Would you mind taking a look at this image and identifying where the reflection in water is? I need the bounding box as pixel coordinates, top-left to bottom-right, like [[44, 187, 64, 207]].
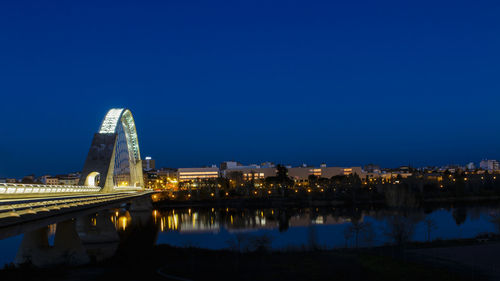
[[3, 200, 500, 268], [119, 216, 128, 231], [153, 204, 500, 250], [452, 207, 467, 225], [155, 208, 356, 233], [47, 223, 56, 246], [110, 210, 132, 231], [15, 220, 90, 267], [48, 224, 56, 236], [2, 196, 157, 268]]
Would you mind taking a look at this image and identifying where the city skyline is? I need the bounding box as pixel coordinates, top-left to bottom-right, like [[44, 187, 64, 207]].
[[1, 1, 500, 177], [3, 155, 499, 180]]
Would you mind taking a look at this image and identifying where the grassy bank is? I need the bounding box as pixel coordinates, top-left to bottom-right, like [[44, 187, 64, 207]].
[[1, 245, 472, 281]]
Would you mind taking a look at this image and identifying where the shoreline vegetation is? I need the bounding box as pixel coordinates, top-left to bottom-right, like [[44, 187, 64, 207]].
[[154, 194, 500, 208]]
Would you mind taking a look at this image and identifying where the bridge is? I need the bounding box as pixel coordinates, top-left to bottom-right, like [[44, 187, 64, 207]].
[[0, 108, 153, 226]]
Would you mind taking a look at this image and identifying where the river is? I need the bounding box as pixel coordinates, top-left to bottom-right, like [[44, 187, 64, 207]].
[[1, 199, 500, 268]]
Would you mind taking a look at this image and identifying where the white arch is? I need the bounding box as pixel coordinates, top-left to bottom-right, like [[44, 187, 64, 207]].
[[85, 172, 100, 187], [79, 108, 144, 191], [99, 108, 141, 164]]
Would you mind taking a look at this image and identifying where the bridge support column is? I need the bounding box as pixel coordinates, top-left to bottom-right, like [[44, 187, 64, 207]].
[[76, 212, 120, 262], [15, 220, 89, 267], [15, 227, 49, 266], [79, 133, 118, 193]]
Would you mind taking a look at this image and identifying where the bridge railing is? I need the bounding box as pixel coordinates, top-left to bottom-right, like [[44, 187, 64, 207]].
[[0, 183, 101, 195], [113, 186, 143, 192]]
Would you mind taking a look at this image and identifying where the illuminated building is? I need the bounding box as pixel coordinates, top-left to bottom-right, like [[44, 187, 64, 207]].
[[480, 159, 499, 171], [41, 175, 59, 185], [466, 162, 475, 170], [228, 167, 275, 181], [242, 171, 267, 180], [1, 178, 17, 183], [143, 156, 155, 171], [177, 167, 219, 182], [144, 168, 178, 190], [364, 164, 381, 173], [288, 166, 364, 181], [56, 175, 80, 185], [221, 161, 366, 182], [221, 161, 276, 180]]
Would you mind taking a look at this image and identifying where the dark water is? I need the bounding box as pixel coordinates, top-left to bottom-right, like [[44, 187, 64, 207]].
[[154, 205, 499, 250], [1, 201, 500, 268]]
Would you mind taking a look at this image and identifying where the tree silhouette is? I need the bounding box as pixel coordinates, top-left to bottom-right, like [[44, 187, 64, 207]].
[[424, 217, 437, 242], [384, 215, 416, 246], [452, 207, 467, 225]]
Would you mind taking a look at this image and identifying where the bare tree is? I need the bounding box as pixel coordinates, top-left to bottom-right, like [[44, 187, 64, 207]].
[[424, 217, 437, 242], [345, 220, 374, 248], [226, 233, 249, 252], [308, 224, 319, 250], [384, 215, 416, 246], [490, 214, 500, 234], [249, 234, 274, 253], [344, 226, 353, 248], [384, 184, 419, 208]]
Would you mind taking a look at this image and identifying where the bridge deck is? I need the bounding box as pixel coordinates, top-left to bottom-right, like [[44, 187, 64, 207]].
[[0, 191, 153, 228], [0, 183, 143, 199]]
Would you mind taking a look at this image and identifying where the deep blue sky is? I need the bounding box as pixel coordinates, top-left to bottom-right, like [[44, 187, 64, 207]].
[[1, 0, 499, 178]]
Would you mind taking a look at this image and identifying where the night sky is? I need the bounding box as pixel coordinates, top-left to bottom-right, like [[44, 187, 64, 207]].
[[1, 1, 499, 178]]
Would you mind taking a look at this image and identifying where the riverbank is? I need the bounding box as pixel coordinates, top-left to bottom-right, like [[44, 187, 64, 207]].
[[154, 197, 350, 208], [0, 244, 473, 281], [3, 198, 500, 280], [153, 194, 500, 208]]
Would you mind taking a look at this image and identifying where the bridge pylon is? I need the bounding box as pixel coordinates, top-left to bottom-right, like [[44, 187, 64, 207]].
[[79, 109, 144, 192]]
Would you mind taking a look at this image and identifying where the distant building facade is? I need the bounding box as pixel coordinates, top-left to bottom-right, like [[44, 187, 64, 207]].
[[0, 178, 17, 183], [466, 162, 476, 170], [143, 156, 156, 171], [480, 160, 499, 171], [57, 174, 80, 185], [220, 161, 367, 182], [364, 164, 381, 173], [288, 166, 365, 181], [41, 175, 59, 185], [177, 167, 219, 182], [220, 161, 276, 180]]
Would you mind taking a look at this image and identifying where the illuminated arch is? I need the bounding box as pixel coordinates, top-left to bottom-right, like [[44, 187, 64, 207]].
[[79, 108, 144, 192], [99, 109, 141, 163], [85, 172, 100, 187]]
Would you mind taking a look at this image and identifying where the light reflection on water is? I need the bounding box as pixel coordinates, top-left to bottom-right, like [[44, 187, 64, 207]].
[[0, 207, 139, 268], [47, 223, 56, 246], [110, 210, 132, 231], [156, 208, 361, 234], [154, 205, 500, 250], [1, 203, 500, 268]]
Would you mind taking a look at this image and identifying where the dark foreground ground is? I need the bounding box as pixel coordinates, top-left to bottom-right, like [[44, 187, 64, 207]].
[[0, 244, 477, 281], [408, 243, 500, 280]]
